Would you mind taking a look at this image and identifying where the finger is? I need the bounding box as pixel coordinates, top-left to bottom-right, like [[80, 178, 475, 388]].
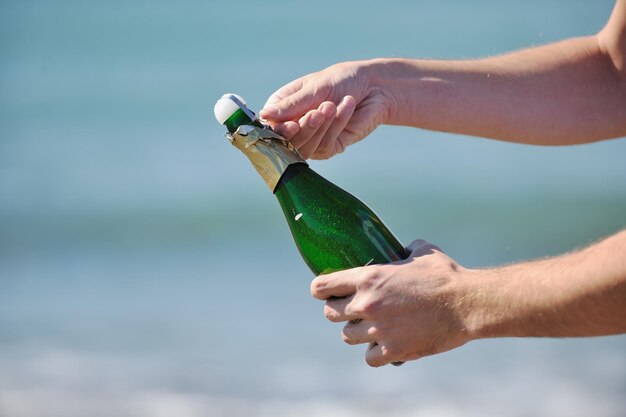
[[342, 319, 378, 345], [272, 121, 300, 140], [298, 101, 337, 159], [406, 239, 429, 251], [334, 96, 385, 151], [310, 269, 361, 300], [406, 239, 444, 257], [365, 341, 395, 367], [311, 96, 356, 160], [324, 294, 360, 323], [290, 109, 325, 149]]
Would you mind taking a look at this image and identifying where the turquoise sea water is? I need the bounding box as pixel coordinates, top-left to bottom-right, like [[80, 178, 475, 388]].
[[1, 0, 625, 415]]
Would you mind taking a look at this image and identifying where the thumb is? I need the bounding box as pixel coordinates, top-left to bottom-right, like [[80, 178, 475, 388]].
[[310, 267, 360, 300], [261, 86, 326, 122], [406, 239, 444, 257]]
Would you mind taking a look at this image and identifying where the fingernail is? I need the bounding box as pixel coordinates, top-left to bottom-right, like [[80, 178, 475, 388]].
[[309, 113, 324, 128], [322, 102, 336, 117], [343, 96, 356, 109], [284, 123, 300, 137]]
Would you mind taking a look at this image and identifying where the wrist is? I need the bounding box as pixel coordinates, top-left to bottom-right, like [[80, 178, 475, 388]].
[[455, 267, 512, 341], [360, 58, 411, 125], [365, 57, 446, 128]]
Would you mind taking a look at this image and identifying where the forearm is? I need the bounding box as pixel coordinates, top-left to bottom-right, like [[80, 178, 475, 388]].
[[367, 35, 626, 145], [462, 230, 626, 339]]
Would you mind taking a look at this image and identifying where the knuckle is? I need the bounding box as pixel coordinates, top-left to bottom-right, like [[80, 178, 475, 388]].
[[359, 298, 382, 316], [381, 344, 399, 359], [367, 325, 380, 338], [358, 268, 380, 289]]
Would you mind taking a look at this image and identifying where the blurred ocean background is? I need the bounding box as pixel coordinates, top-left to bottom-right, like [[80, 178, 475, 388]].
[[1, 0, 625, 416]]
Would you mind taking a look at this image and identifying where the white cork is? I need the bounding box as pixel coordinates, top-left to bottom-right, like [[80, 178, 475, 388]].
[[214, 93, 247, 124]]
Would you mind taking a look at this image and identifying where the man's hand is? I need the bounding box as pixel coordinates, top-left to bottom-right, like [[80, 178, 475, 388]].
[[310, 231, 626, 367], [310, 240, 474, 367], [260, 61, 394, 160], [261, 1, 626, 153]]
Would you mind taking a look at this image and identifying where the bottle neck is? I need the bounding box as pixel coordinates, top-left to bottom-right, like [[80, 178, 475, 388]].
[[224, 108, 265, 133], [228, 125, 306, 192]]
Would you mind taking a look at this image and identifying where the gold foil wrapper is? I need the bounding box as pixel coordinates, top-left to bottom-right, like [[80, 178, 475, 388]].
[[228, 125, 306, 192]]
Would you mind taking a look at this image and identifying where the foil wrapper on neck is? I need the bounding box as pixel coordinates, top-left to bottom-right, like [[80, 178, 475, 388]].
[[227, 125, 306, 192]]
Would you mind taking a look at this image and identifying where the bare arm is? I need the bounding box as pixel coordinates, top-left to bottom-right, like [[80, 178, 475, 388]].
[[375, 35, 626, 145], [466, 230, 626, 339], [262, 0, 626, 158], [312, 231, 626, 367]]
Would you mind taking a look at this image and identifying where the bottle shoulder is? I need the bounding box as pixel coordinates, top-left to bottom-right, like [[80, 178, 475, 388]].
[[275, 163, 341, 196], [275, 163, 376, 214]]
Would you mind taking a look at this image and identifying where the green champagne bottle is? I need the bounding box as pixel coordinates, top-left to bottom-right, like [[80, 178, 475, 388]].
[[214, 93, 409, 275]]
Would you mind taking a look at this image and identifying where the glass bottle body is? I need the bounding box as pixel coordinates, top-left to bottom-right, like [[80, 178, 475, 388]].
[[274, 163, 408, 275]]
